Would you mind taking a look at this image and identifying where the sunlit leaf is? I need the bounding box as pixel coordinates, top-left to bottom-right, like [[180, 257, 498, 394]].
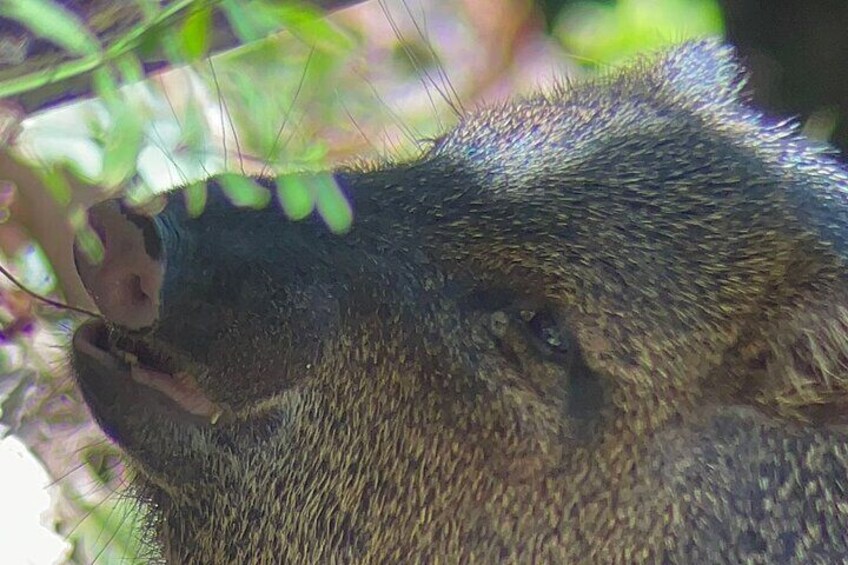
[[100, 102, 145, 188], [69, 206, 105, 265], [255, 1, 355, 54], [116, 53, 145, 84], [91, 61, 145, 188], [218, 173, 271, 208], [313, 174, 352, 234], [185, 180, 209, 217], [556, 0, 724, 65], [299, 141, 329, 166], [275, 174, 315, 220], [221, 0, 266, 43], [181, 5, 213, 61], [91, 67, 120, 106]]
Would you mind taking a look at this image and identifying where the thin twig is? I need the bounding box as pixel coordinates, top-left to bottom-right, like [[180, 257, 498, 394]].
[[0, 263, 100, 318]]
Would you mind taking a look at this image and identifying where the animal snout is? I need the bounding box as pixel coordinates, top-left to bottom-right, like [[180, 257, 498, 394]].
[[74, 199, 165, 330]]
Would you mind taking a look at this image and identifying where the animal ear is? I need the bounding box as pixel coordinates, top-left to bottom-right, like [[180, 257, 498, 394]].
[[649, 39, 745, 105], [731, 254, 848, 425]]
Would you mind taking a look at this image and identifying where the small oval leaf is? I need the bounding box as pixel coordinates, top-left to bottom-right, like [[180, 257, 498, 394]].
[[275, 174, 315, 220], [184, 181, 208, 218], [180, 6, 213, 61], [218, 173, 271, 209], [313, 174, 352, 234]]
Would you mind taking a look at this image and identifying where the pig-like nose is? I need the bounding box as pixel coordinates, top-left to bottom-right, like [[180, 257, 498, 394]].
[[74, 199, 164, 330]]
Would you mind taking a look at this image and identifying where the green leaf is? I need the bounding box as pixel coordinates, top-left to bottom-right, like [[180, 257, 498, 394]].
[[556, 0, 724, 65], [313, 174, 352, 234], [92, 59, 145, 188], [0, 0, 206, 99], [36, 166, 72, 207], [100, 100, 145, 188], [70, 206, 105, 265], [116, 52, 145, 84], [221, 0, 266, 43], [299, 141, 329, 166], [184, 181, 209, 218], [218, 173, 271, 209], [275, 174, 315, 220], [91, 67, 120, 106], [0, 0, 101, 56], [180, 5, 213, 61], [181, 98, 210, 157], [255, 1, 355, 54]]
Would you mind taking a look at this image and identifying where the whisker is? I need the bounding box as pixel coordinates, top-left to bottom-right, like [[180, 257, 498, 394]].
[[208, 59, 243, 175], [260, 46, 316, 178]]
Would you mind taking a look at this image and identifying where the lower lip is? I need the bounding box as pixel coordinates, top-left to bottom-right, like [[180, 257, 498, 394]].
[[73, 321, 223, 422]]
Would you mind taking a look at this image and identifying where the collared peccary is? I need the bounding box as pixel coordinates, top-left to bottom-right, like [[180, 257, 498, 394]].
[[70, 40, 848, 562]]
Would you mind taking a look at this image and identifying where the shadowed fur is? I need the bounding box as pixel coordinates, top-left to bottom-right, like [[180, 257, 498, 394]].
[[71, 40, 848, 562]]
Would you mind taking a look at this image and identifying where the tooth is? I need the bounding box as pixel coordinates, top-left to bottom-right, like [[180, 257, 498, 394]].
[[210, 409, 223, 425]]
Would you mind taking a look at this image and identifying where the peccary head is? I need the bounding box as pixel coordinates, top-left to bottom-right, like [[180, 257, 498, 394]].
[[71, 41, 848, 562]]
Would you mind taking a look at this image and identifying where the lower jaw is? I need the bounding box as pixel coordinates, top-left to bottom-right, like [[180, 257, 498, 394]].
[[72, 320, 227, 426]]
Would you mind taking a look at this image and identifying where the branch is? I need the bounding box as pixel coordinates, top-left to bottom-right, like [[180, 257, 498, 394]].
[[0, 0, 366, 115]]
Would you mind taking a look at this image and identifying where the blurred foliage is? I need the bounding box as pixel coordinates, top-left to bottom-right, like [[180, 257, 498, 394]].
[[4, 0, 358, 230], [0, 0, 100, 58], [555, 0, 724, 65], [67, 496, 148, 563]]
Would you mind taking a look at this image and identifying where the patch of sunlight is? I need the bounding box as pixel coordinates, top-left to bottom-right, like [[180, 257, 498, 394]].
[[0, 434, 72, 565]]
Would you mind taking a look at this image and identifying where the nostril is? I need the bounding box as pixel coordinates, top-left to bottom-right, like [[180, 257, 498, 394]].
[[74, 199, 165, 330], [129, 275, 150, 307]]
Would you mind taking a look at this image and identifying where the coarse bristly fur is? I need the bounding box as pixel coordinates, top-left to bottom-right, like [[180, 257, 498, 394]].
[[70, 40, 848, 563]]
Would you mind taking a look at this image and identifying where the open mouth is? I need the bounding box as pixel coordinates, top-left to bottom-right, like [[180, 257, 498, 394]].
[[73, 320, 225, 424]]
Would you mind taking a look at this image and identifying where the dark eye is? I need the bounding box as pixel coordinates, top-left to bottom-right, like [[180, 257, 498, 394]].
[[521, 308, 571, 359], [517, 307, 605, 436]]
